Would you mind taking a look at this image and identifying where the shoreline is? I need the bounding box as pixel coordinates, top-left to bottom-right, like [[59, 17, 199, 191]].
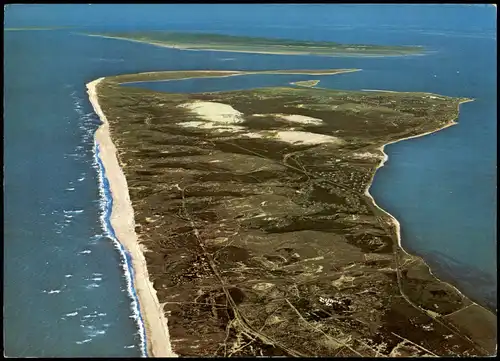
[[93, 142, 148, 356], [116, 69, 361, 88], [363, 98, 491, 312], [87, 71, 494, 353], [361, 89, 398, 93], [87, 78, 176, 357]]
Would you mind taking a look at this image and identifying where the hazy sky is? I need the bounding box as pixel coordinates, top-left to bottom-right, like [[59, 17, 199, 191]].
[[4, 4, 496, 33]]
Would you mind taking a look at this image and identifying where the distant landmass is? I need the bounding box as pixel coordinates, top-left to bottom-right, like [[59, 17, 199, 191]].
[[4, 26, 69, 31], [84, 32, 424, 56]]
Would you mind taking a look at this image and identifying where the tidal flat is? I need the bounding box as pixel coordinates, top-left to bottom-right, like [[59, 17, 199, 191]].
[[94, 70, 496, 357]]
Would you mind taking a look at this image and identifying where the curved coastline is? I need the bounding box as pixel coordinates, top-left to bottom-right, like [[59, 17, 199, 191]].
[[87, 78, 176, 357], [87, 69, 495, 355], [364, 98, 487, 309], [366, 99, 496, 353]]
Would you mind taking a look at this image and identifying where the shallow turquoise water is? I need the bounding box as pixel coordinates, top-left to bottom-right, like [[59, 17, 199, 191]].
[[4, 4, 496, 357]]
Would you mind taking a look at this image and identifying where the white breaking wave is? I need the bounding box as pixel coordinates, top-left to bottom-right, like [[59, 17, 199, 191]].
[[65, 153, 85, 159], [65, 312, 78, 317], [92, 139, 148, 356], [91, 57, 125, 63], [64, 209, 84, 214], [81, 322, 109, 339], [44, 289, 62, 294], [82, 312, 107, 319], [62, 209, 84, 223], [76, 339, 92, 345]]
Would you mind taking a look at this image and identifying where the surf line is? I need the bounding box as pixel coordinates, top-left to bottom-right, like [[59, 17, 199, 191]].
[[93, 141, 148, 357]]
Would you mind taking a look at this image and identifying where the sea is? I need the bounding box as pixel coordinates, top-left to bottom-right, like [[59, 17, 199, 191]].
[[4, 4, 496, 357]]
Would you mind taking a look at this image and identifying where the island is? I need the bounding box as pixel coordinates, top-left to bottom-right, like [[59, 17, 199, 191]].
[[83, 32, 424, 57], [87, 69, 496, 357], [291, 79, 321, 87]]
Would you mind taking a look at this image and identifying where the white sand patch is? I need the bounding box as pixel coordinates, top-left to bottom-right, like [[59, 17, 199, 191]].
[[241, 132, 264, 139], [275, 131, 343, 145], [241, 130, 343, 145], [178, 101, 244, 124], [177, 121, 246, 133], [253, 113, 323, 125], [276, 114, 323, 125], [213, 127, 246, 133], [332, 274, 356, 289], [252, 282, 274, 291], [177, 121, 206, 128]]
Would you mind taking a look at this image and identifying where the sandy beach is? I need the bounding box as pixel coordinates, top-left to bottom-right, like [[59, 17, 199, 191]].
[[87, 78, 176, 357]]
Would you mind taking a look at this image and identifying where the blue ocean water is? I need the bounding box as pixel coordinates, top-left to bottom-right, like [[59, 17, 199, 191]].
[[4, 4, 496, 357]]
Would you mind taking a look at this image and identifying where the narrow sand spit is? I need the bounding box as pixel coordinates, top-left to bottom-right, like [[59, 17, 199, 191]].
[[178, 101, 245, 124], [87, 78, 176, 358], [361, 89, 398, 93]]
